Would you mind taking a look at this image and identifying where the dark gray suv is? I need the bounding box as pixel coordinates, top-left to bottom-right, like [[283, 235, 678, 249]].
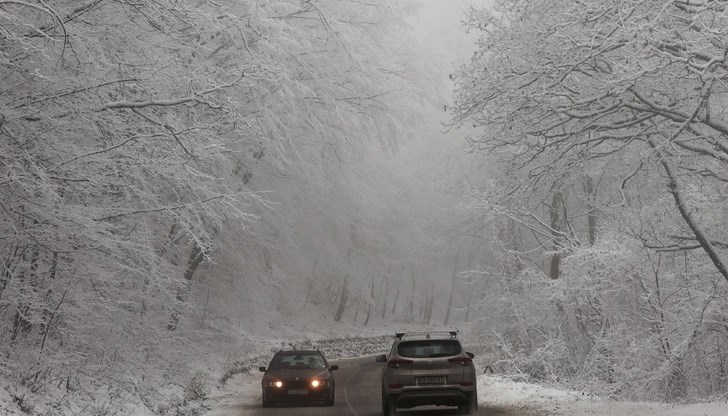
[[376, 331, 478, 415]]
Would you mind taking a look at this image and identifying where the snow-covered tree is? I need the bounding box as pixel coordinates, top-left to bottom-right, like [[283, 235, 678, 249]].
[[452, 0, 728, 399], [0, 0, 433, 411]]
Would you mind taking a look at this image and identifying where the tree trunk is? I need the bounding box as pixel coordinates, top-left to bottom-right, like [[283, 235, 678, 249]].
[[425, 288, 434, 324], [1, 244, 22, 301], [651, 140, 728, 284], [333, 274, 349, 322], [390, 282, 400, 316], [549, 255, 561, 281], [391, 264, 404, 315], [584, 175, 598, 245], [444, 252, 459, 325], [353, 290, 360, 322], [303, 252, 318, 308], [167, 241, 205, 331], [364, 277, 374, 326], [549, 192, 565, 280], [381, 274, 389, 319], [13, 237, 39, 340], [405, 270, 416, 322], [464, 280, 472, 322]]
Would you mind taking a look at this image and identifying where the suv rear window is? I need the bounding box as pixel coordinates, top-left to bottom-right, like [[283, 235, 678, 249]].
[[397, 340, 462, 358]]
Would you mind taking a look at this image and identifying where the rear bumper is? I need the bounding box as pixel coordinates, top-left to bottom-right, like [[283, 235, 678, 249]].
[[394, 389, 470, 408]]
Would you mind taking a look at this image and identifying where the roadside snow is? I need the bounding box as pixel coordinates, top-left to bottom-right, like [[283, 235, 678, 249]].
[[553, 401, 728, 416], [478, 374, 728, 416], [202, 334, 395, 416], [479, 375, 583, 405], [0, 377, 25, 416], [5, 333, 728, 416], [205, 353, 728, 416], [202, 372, 259, 416]]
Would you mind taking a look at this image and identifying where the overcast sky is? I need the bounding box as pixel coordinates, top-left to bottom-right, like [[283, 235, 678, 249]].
[[400, 1, 483, 137], [411, 0, 481, 71]]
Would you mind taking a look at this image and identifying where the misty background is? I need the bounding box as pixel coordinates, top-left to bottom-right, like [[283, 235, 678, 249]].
[[2, 0, 728, 414]]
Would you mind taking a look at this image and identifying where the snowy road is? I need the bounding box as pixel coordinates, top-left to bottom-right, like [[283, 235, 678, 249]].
[[205, 352, 728, 416], [235, 356, 542, 416]]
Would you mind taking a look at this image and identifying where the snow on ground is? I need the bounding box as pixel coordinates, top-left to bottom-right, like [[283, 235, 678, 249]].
[[0, 376, 26, 416], [200, 334, 396, 416], [478, 374, 728, 416], [201, 338, 728, 416], [478, 375, 583, 406], [4, 331, 728, 416], [202, 372, 260, 416], [553, 401, 728, 416]]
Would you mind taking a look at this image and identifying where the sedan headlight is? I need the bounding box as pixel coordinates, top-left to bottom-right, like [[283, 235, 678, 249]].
[[310, 378, 329, 388], [266, 380, 284, 388]]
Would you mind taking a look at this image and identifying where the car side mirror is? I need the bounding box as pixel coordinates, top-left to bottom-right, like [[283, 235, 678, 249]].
[[375, 354, 387, 363], [466, 352, 474, 359], [330, 365, 339, 371], [259, 366, 267, 372]]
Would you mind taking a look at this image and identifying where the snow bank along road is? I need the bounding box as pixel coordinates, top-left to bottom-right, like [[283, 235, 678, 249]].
[[202, 335, 728, 416], [212, 355, 542, 416]]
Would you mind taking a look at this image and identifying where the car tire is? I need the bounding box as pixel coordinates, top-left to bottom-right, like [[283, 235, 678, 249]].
[[262, 398, 272, 408], [382, 397, 397, 416], [325, 388, 335, 406], [381, 394, 397, 416], [458, 390, 478, 415]]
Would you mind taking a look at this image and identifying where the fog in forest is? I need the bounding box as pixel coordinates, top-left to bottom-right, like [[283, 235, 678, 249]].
[[2, 1, 728, 415]]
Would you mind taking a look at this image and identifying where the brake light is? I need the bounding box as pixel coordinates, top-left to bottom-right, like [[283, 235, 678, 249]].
[[448, 356, 472, 366], [386, 358, 414, 368]]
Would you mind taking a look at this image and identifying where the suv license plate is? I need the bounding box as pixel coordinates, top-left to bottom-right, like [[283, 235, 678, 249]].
[[287, 389, 308, 395], [416, 376, 446, 385]]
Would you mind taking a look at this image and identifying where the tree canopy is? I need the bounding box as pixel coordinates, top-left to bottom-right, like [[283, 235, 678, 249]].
[[452, 0, 728, 282], [451, 0, 728, 400], [0, 1, 433, 409]]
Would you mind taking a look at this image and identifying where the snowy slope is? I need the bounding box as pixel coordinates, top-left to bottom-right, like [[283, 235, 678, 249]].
[[479, 374, 728, 416], [3, 332, 727, 416], [200, 336, 728, 416]]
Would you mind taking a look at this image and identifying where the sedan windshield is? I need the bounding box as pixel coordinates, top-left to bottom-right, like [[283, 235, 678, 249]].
[[269, 353, 327, 369]]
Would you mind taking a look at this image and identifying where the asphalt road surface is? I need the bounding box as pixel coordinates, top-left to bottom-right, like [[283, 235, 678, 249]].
[[245, 356, 542, 416]]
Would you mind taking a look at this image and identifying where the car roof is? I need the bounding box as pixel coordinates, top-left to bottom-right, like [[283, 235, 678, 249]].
[[394, 331, 459, 341], [275, 350, 324, 355]]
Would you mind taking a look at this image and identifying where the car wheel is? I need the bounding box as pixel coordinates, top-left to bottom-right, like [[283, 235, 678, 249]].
[[326, 388, 335, 406], [381, 394, 397, 416], [458, 390, 478, 415], [262, 398, 272, 408]]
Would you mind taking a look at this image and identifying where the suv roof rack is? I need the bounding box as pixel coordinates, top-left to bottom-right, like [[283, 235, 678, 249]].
[[395, 330, 458, 339]]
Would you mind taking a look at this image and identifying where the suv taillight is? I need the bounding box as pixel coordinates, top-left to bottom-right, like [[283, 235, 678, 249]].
[[387, 358, 414, 368], [448, 356, 472, 366]]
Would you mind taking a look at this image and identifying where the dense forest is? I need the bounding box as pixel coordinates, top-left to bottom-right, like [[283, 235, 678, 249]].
[[1, 0, 728, 414], [0, 0, 448, 413], [451, 0, 728, 401]]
